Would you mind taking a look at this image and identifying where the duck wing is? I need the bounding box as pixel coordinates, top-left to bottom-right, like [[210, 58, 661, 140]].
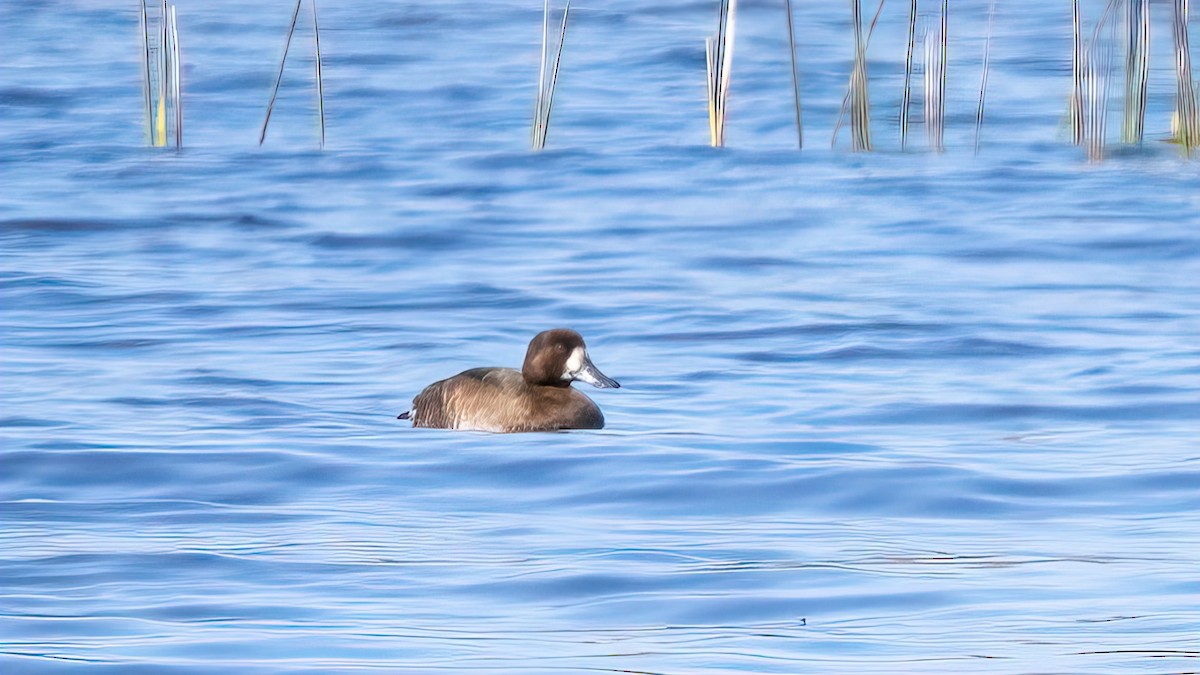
[[406, 368, 527, 431]]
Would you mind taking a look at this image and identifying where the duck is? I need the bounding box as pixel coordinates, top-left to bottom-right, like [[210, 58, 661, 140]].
[[398, 328, 620, 432]]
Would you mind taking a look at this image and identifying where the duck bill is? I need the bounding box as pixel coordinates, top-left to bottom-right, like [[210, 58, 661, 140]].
[[573, 356, 620, 389]]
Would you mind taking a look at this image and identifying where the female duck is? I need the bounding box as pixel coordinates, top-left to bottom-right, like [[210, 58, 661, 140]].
[[398, 329, 620, 432]]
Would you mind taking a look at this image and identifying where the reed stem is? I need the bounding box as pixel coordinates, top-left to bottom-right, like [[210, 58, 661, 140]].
[[155, 0, 168, 146], [139, 1, 153, 145], [1086, 19, 1115, 161], [537, 0, 568, 148], [850, 0, 872, 151], [784, 0, 803, 149], [924, 0, 948, 152], [975, 0, 995, 155], [169, 5, 181, 149], [1122, 0, 1149, 144], [139, 1, 182, 148], [706, 0, 738, 147], [1173, 0, 1199, 152], [533, 0, 550, 147], [706, 4, 722, 146], [1071, 0, 1084, 145], [313, 0, 324, 149], [532, 0, 571, 150], [260, 0, 303, 146], [719, 0, 738, 146], [833, 0, 883, 149], [901, 0, 916, 150]]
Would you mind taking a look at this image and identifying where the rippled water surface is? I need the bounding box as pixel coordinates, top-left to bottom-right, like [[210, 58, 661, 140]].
[[3, 1, 1199, 673]]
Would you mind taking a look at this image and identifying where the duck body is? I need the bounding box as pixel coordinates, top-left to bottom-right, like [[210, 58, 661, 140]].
[[408, 367, 604, 432], [399, 329, 619, 433]]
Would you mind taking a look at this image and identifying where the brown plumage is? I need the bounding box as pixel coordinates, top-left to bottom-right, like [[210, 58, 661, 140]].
[[398, 329, 620, 433]]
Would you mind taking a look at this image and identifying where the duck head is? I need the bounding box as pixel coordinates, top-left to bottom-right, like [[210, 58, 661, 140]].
[[521, 328, 620, 389]]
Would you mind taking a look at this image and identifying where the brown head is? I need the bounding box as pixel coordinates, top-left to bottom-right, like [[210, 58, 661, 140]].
[[521, 329, 620, 389]]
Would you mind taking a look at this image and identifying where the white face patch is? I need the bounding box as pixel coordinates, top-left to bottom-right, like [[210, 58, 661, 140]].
[[562, 346, 586, 380]]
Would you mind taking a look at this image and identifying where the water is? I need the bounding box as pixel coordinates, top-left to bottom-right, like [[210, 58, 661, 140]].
[[3, 1, 1199, 673]]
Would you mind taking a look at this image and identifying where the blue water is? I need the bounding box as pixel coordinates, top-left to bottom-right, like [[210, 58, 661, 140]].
[[3, 1, 1199, 673]]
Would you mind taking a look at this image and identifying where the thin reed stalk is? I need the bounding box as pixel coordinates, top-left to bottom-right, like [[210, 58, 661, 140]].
[[313, 0, 325, 149], [169, 5, 181, 149], [849, 0, 872, 151], [1085, 46, 1113, 161], [706, 0, 738, 147], [1084, 19, 1116, 161], [545, 2, 571, 142], [532, 0, 571, 150], [938, 0, 948, 148], [901, 0, 917, 150], [719, 0, 737, 135], [975, 0, 995, 154], [1071, 0, 1084, 144], [1173, 0, 1199, 151], [1073, 1, 1121, 160], [155, 0, 168, 146], [260, 0, 303, 146], [139, 0, 181, 148], [139, 1, 153, 145], [832, 0, 883, 148], [784, 0, 803, 149], [1123, 0, 1149, 144], [1072, 0, 1120, 151], [533, 0, 549, 147], [924, 0, 948, 151]]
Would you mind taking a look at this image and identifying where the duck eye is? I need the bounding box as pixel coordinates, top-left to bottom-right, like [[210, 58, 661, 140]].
[[555, 343, 566, 352]]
